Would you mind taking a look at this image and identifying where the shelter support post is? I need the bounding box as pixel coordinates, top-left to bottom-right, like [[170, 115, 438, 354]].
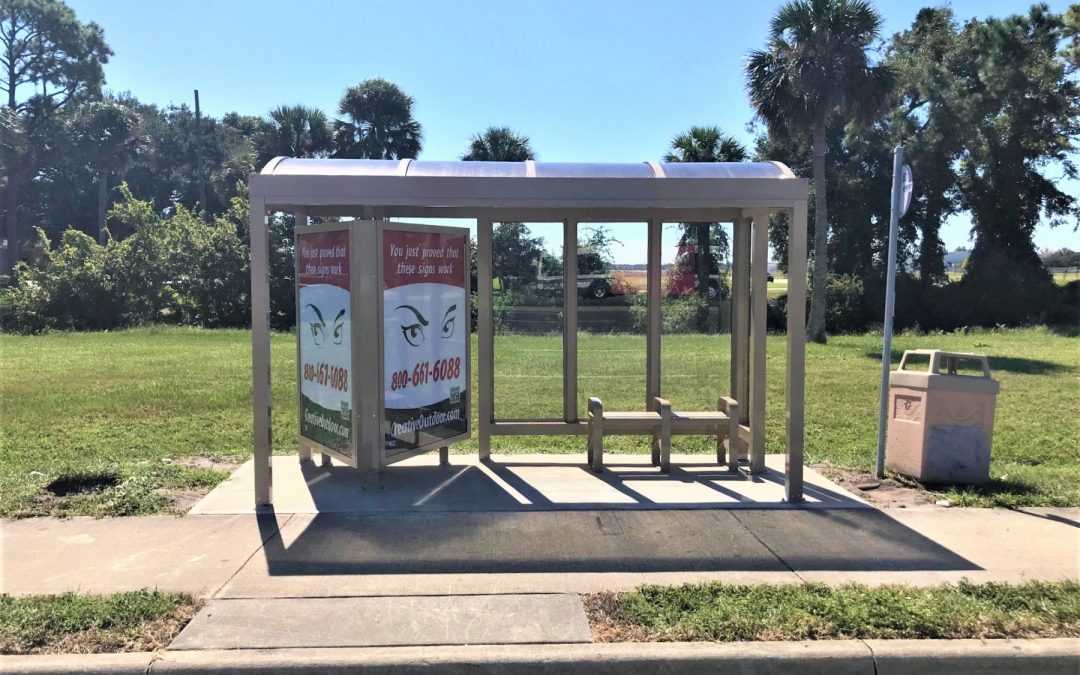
[[293, 210, 312, 465], [477, 215, 494, 460], [748, 211, 768, 475], [250, 197, 272, 507], [785, 202, 808, 502], [646, 218, 662, 410], [563, 218, 578, 422], [729, 216, 751, 463]]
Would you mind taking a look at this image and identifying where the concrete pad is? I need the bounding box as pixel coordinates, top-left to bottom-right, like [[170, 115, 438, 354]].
[[732, 509, 980, 573], [190, 453, 867, 515], [218, 509, 791, 598], [872, 506, 1079, 582], [0, 514, 289, 596], [168, 594, 591, 650]]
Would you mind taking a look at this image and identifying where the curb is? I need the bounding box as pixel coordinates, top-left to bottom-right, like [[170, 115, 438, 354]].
[[2, 639, 1077, 674]]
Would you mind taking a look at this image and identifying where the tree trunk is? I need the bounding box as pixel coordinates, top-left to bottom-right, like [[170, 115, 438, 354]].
[[4, 169, 17, 274], [695, 223, 711, 331], [4, 75, 18, 273], [806, 117, 829, 344], [695, 223, 710, 297], [97, 172, 108, 244]]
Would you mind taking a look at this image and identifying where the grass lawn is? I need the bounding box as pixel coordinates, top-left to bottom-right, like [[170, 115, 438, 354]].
[[1, 325, 1077, 515], [586, 580, 1080, 642], [0, 590, 199, 655]]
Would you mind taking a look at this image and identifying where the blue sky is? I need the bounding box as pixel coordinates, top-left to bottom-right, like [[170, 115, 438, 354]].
[[68, 0, 1078, 263]]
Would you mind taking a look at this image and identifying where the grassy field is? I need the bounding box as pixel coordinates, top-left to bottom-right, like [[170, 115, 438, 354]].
[[1, 326, 1077, 515], [586, 580, 1080, 642], [0, 590, 198, 655]]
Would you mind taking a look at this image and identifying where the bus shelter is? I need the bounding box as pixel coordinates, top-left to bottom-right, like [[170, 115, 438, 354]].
[[249, 159, 809, 505]]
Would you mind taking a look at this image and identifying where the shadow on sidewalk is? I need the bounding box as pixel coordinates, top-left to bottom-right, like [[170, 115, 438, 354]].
[[253, 506, 979, 577]]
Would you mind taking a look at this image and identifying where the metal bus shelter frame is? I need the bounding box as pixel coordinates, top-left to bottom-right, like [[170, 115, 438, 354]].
[[249, 158, 810, 507]]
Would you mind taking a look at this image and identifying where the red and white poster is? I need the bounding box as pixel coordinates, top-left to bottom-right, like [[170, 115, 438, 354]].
[[382, 229, 469, 452], [297, 230, 352, 457]]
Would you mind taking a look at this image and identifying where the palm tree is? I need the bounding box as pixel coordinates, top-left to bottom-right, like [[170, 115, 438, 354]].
[[461, 126, 535, 161], [70, 100, 144, 243], [746, 0, 894, 343], [258, 105, 332, 165], [333, 79, 422, 160], [664, 126, 747, 314], [665, 126, 747, 164]]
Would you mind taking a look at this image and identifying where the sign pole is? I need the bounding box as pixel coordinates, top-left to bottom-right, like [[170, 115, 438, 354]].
[[876, 146, 908, 479]]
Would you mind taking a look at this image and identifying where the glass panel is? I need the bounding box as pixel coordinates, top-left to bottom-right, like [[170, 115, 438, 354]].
[[492, 222, 564, 420], [660, 221, 733, 452], [577, 222, 648, 426]]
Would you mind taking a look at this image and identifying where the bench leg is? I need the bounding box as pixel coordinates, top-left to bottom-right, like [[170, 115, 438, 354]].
[[651, 431, 661, 466], [588, 397, 604, 473], [658, 399, 672, 473], [726, 400, 741, 473]]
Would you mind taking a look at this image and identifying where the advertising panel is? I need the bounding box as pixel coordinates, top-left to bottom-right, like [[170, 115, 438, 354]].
[[382, 229, 469, 452], [297, 230, 353, 458]]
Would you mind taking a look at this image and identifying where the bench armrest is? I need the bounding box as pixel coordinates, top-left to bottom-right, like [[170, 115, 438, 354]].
[[588, 397, 603, 418], [718, 396, 737, 413], [654, 397, 672, 422]]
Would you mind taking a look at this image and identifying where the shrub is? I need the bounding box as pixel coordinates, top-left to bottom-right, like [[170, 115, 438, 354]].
[[825, 273, 870, 334], [1, 185, 252, 333], [630, 293, 712, 334], [0, 229, 124, 333]]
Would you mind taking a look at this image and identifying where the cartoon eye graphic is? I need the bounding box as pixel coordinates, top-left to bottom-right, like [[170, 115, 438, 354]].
[[332, 309, 346, 345], [395, 305, 428, 347], [306, 304, 326, 345], [441, 304, 457, 339]]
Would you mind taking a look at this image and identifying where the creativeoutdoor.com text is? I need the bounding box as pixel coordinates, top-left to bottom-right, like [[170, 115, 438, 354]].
[[304, 409, 350, 439], [392, 409, 462, 435]]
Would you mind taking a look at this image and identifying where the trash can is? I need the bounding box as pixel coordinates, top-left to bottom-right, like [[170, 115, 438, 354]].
[[886, 350, 999, 484]]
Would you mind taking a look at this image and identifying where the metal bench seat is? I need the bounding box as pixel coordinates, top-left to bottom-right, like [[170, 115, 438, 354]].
[[587, 396, 741, 474]]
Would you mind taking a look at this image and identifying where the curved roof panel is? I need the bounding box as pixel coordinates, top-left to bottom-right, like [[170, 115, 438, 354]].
[[262, 158, 796, 180], [404, 160, 526, 178], [659, 161, 794, 179], [532, 162, 656, 178]]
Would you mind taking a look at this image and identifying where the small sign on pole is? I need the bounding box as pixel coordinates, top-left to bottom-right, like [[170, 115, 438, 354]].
[[901, 164, 913, 218], [876, 148, 910, 479]]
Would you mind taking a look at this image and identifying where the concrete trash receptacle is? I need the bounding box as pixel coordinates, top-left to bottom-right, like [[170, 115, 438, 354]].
[[886, 350, 999, 485]]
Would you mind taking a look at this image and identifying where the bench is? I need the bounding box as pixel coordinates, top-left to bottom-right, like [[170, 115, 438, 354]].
[[587, 396, 741, 473]]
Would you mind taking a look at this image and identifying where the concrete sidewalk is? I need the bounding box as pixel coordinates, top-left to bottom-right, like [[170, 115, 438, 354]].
[[3, 454, 1076, 597], [2, 453, 1077, 658]]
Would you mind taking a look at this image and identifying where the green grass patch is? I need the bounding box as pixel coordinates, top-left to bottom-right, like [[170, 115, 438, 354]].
[[586, 580, 1080, 642], [1, 325, 1077, 514], [0, 590, 199, 655]]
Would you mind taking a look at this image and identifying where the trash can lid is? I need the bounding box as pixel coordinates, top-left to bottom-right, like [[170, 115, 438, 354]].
[[897, 350, 994, 379]]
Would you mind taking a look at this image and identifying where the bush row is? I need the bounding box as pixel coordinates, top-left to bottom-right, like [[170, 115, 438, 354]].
[[3, 190, 1075, 335], [766, 272, 1079, 334], [0, 187, 296, 333]]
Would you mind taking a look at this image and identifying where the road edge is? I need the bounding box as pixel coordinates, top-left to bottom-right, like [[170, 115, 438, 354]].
[[1, 638, 1077, 674]]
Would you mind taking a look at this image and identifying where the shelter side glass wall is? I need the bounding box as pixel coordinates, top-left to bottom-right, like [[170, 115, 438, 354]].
[[576, 222, 649, 449], [659, 221, 734, 434], [491, 222, 565, 421]]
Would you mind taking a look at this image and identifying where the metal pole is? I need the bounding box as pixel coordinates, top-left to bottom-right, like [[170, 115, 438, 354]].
[[876, 146, 904, 478]]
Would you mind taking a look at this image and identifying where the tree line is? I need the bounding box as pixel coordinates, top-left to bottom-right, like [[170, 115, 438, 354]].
[[2, 0, 1078, 335]]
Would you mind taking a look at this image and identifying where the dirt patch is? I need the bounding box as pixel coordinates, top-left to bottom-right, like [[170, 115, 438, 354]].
[[170, 456, 242, 473], [164, 456, 242, 513], [815, 462, 937, 508], [2, 598, 202, 655], [583, 592, 652, 642]]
